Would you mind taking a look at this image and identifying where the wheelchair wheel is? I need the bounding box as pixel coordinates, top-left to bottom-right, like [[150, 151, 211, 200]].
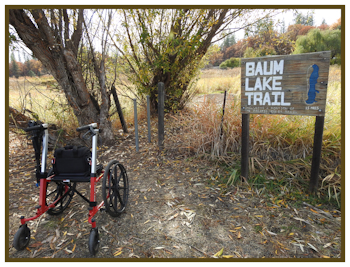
[[102, 160, 129, 217], [46, 169, 76, 215], [88, 228, 100, 256], [13, 224, 31, 251]]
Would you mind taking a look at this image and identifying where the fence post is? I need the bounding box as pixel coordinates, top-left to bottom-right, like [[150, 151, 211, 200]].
[[158, 82, 165, 150], [147, 95, 151, 143], [111, 85, 128, 133], [133, 99, 139, 152], [309, 116, 325, 193], [220, 90, 227, 137], [241, 113, 250, 181]]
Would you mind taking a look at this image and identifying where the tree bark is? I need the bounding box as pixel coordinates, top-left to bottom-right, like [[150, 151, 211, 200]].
[[9, 9, 115, 145]]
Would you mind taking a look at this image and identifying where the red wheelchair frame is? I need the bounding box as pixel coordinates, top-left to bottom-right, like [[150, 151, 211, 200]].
[[13, 122, 129, 256], [19, 169, 104, 229]]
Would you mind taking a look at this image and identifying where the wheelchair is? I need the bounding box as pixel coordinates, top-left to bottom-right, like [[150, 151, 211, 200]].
[[12, 121, 129, 255]]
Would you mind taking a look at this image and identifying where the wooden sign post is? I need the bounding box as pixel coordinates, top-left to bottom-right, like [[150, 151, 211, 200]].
[[240, 51, 331, 192]]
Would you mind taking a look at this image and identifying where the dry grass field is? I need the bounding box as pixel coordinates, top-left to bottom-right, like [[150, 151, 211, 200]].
[[8, 65, 341, 206], [179, 65, 341, 207]]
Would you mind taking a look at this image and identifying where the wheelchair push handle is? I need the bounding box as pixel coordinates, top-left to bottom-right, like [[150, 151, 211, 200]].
[[24, 122, 48, 132], [76, 123, 98, 132]]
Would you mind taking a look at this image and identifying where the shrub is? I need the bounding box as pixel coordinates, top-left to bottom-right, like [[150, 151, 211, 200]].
[[293, 28, 341, 65], [219, 57, 241, 69], [28, 70, 36, 77], [243, 45, 277, 58]]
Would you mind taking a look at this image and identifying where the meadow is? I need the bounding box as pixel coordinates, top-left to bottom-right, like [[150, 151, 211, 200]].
[[8, 75, 139, 136]]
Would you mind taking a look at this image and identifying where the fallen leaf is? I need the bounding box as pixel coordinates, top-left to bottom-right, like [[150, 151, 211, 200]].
[[64, 248, 73, 254], [222, 255, 234, 258], [114, 251, 123, 256], [266, 230, 277, 236], [213, 248, 224, 257], [168, 213, 178, 221], [29, 242, 42, 248], [307, 243, 319, 252], [310, 208, 319, 214], [323, 243, 332, 248]]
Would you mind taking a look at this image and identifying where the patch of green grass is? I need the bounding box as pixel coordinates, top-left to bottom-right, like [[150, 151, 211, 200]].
[[254, 225, 263, 233], [43, 219, 59, 230], [208, 158, 341, 210], [249, 172, 340, 210]]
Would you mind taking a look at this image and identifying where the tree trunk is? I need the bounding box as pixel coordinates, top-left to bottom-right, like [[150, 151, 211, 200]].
[[9, 9, 115, 145]]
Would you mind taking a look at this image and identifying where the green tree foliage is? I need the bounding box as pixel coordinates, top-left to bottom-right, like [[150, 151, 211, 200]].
[[243, 46, 277, 58], [10, 53, 19, 78], [27, 70, 36, 77], [9, 57, 44, 77], [244, 17, 275, 39], [219, 57, 241, 69], [293, 10, 314, 26], [293, 28, 341, 65], [220, 34, 236, 50]]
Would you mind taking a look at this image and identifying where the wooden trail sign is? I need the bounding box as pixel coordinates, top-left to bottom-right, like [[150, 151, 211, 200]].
[[241, 51, 331, 116], [240, 51, 331, 193]]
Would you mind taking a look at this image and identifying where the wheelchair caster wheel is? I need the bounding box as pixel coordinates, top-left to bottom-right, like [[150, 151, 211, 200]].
[[88, 228, 100, 256], [13, 224, 31, 251]]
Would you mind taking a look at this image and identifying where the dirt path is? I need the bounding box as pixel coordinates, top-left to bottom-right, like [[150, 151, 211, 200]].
[[7, 116, 342, 259]]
